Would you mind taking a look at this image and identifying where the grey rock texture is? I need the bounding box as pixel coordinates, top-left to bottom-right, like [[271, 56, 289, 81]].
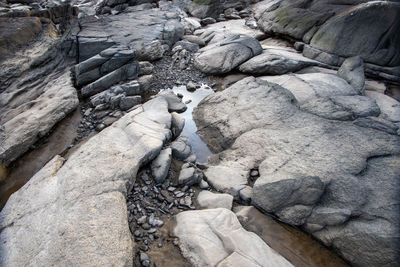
[[260, 73, 358, 105], [178, 163, 203, 186], [239, 46, 324, 75], [197, 190, 233, 210], [337, 56, 365, 94], [256, 1, 400, 68], [366, 91, 400, 123], [310, 1, 400, 67], [173, 208, 293, 267], [73, 46, 136, 87], [77, 3, 184, 62], [194, 35, 262, 74], [0, 92, 182, 265], [171, 136, 192, 160], [193, 76, 400, 266], [0, 71, 79, 166], [151, 148, 172, 184]]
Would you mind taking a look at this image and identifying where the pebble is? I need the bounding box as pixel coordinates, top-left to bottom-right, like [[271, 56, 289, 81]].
[[134, 230, 143, 237], [250, 169, 259, 177], [142, 223, 151, 230], [137, 216, 147, 225], [187, 81, 197, 92], [168, 186, 176, 192]]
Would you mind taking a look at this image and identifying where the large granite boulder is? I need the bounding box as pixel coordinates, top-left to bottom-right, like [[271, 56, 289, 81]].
[[194, 35, 262, 74], [173, 208, 293, 267], [193, 77, 400, 266], [256, 1, 400, 68], [0, 92, 182, 265], [310, 1, 400, 67]]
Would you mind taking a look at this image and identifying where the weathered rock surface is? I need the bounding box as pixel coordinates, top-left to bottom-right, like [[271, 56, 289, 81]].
[[171, 136, 192, 160], [194, 77, 400, 266], [77, 3, 184, 62], [173, 208, 293, 267], [337, 56, 365, 94], [0, 71, 79, 166], [194, 35, 262, 74], [239, 46, 325, 75], [197, 190, 233, 210], [365, 91, 400, 123], [0, 92, 181, 265], [151, 147, 172, 184], [260, 73, 358, 105], [256, 0, 400, 69], [194, 19, 265, 44]]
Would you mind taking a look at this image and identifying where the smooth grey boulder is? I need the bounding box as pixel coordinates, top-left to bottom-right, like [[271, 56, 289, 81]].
[[151, 148, 172, 184], [194, 35, 262, 74], [173, 208, 293, 267], [171, 136, 191, 160], [365, 91, 400, 123], [337, 56, 365, 94], [193, 76, 400, 266], [197, 190, 233, 210], [171, 112, 185, 138], [204, 165, 248, 198], [194, 19, 265, 45], [302, 95, 381, 121], [0, 71, 79, 166], [178, 164, 202, 186], [239, 46, 323, 75], [260, 73, 358, 105], [0, 93, 179, 266], [158, 89, 187, 113], [310, 2, 400, 67]]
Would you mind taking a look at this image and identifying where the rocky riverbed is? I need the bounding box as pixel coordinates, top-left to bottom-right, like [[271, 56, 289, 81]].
[[1, 0, 399, 266]]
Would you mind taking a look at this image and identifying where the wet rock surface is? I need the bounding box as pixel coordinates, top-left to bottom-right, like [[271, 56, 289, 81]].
[[1, 1, 400, 267]]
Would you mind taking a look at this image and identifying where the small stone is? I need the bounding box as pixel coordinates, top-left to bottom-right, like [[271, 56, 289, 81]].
[[250, 170, 259, 177], [139, 245, 149, 251], [137, 216, 147, 225], [177, 93, 183, 98], [199, 179, 209, 189], [134, 230, 143, 237], [168, 186, 176, 192], [158, 242, 163, 248], [148, 228, 157, 234], [142, 223, 151, 230], [185, 100, 192, 104], [95, 123, 106, 132], [187, 81, 197, 92]]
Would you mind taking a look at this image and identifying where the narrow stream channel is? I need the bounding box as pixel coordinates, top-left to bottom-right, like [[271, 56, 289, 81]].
[[172, 85, 214, 164]]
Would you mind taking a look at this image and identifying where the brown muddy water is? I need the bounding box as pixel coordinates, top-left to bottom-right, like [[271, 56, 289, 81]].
[[236, 206, 349, 267], [0, 108, 82, 210]]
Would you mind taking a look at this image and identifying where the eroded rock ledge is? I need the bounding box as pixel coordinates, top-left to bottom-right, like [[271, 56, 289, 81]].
[[0, 92, 181, 266], [194, 76, 400, 266]]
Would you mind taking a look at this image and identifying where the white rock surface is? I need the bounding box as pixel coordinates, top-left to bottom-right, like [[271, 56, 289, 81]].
[[197, 190, 233, 210], [151, 148, 172, 183], [173, 208, 293, 267]]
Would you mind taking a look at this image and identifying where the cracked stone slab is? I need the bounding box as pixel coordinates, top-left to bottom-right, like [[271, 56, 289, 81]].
[[173, 208, 293, 267]]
